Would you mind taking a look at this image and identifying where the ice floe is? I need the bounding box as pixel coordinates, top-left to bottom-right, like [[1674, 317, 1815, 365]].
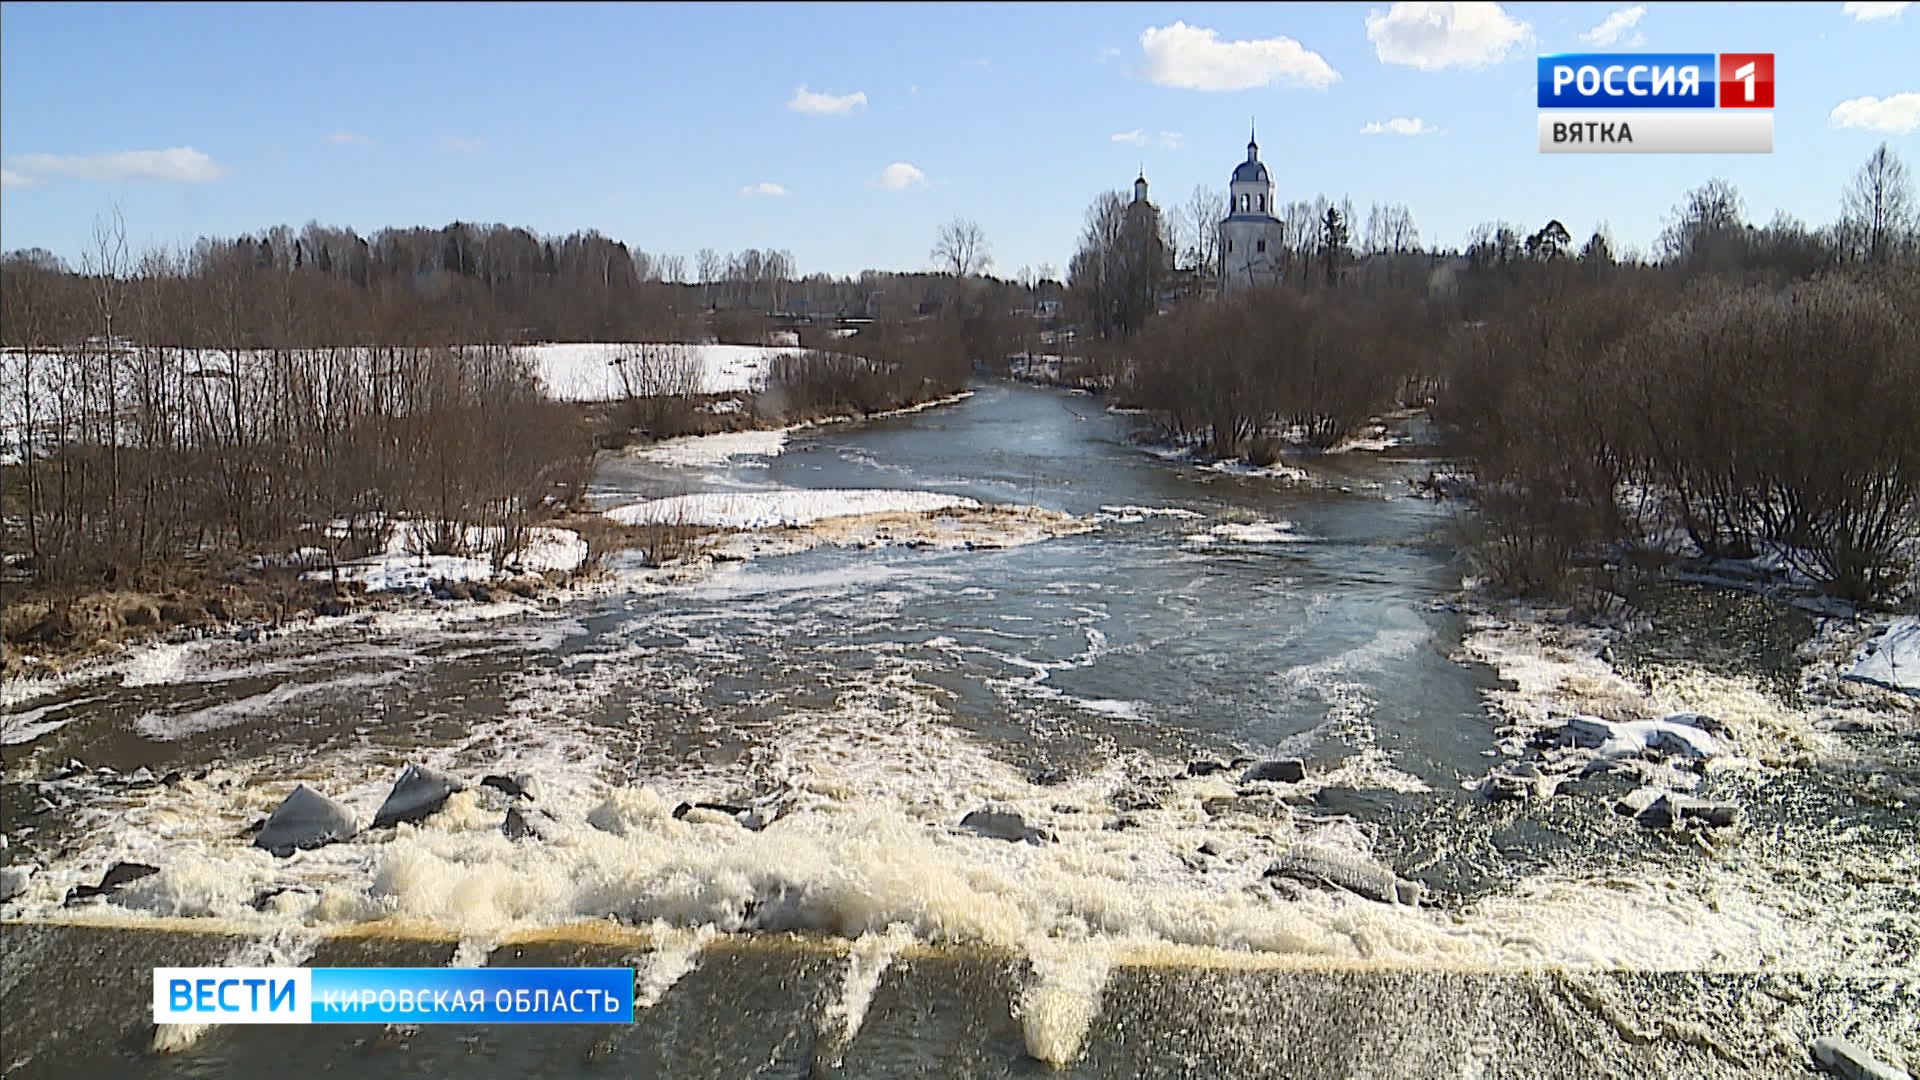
[[631, 429, 789, 468]]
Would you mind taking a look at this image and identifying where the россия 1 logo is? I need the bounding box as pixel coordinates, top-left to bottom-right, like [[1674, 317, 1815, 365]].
[[1536, 52, 1774, 154]]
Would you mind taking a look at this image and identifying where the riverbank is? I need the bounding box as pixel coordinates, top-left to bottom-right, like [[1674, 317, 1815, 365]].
[[0, 385, 983, 686]]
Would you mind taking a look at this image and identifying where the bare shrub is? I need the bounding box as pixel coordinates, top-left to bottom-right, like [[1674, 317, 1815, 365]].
[[1437, 265, 1920, 606]]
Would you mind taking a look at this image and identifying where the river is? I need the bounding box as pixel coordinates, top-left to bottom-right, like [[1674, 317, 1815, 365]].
[[1, 381, 1914, 1078]]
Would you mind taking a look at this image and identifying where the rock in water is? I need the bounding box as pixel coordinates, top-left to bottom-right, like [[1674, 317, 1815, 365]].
[[959, 808, 1053, 845], [1813, 1036, 1912, 1080], [0, 866, 33, 903], [1185, 760, 1230, 778], [1241, 759, 1306, 784], [1616, 787, 1741, 830], [1615, 786, 1664, 818], [502, 807, 535, 841], [1266, 844, 1419, 905], [480, 773, 539, 802], [372, 765, 468, 828], [254, 784, 358, 856], [64, 861, 160, 903], [1658, 794, 1740, 829], [1480, 763, 1559, 802], [672, 800, 750, 821]]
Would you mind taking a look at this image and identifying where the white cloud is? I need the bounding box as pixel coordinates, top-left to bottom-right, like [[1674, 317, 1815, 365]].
[[0, 168, 36, 189], [878, 162, 926, 190], [1138, 21, 1339, 91], [438, 135, 485, 153], [326, 131, 370, 146], [1098, 46, 1123, 63], [5, 146, 227, 183], [1360, 116, 1440, 135], [1842, 2, 1911, 20], [788, 85, 868, 115], [1580, 5, 1646, 46], [1829, 92, 1920, 133], [1159, 131, 1184, 149], [1365, 2, 1531, 71], [1111, 129, 1149, 146], [740, 181, 786, 197]]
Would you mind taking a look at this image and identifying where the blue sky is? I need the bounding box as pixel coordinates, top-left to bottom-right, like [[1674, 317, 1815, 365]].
[[2, 2, 1916, 277]]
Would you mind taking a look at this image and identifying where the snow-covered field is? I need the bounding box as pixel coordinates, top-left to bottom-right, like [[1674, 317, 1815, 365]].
[[607, 490, 978, 530], [528, 343, 792, 402]]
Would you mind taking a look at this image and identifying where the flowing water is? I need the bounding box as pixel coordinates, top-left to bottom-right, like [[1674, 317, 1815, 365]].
[[1, 382, 1915, 1078]]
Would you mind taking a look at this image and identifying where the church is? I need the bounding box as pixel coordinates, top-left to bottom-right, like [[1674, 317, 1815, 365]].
[[1218, 126, 1286, 291]]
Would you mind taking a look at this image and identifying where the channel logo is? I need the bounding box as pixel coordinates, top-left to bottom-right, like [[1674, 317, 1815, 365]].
[[154, 967, 636, 1025], [1536, 52, 1774, 154]]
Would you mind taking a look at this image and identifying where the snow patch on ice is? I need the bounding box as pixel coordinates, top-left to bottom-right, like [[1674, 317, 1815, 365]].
[[1095, 505, 1203, 524], [607, 489, 977, 530], [1184, 521, 1306, 547], [631, 429, 789, 468]]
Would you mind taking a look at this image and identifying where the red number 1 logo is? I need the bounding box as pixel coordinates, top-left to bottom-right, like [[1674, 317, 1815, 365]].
[[1719, 53, 1774, 108]]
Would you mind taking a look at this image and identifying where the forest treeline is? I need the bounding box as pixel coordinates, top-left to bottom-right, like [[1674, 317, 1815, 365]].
[[1, 219, 1063, 348]]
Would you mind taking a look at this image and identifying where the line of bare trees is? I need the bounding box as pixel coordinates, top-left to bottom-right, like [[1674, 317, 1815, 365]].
[[2, 216, 593, 594], [1441, 263, 1918, 606], [763, 318, 972, 422], [1436, 149, 1920, 606], [1125, 288, 1439, 458]]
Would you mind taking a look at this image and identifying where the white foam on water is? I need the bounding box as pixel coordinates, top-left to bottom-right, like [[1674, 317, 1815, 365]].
[[821, 923, 916, 1053], [1018, 941, 1113, 1067], [151, 927, 320, 1054], [1069, 697, 1148, 721], [1458, 611, 1855, 767], [131, 668, 414, 740], [14, 573, 1919, 1068], [449, 935, 497, 968], [634, 920, 719, 1007]]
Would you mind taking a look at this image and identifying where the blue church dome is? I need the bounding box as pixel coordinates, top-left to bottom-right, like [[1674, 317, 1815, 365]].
[[1232, 158, 1270, 183]]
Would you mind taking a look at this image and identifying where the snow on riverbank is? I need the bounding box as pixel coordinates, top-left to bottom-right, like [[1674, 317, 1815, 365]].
[[303, 524, 588, 593], [529, 343, 788, 401], [631, 430, 789, 468], [607, 490, 977, 530], [1140, 443, 1311, 484], [1846, 616, 1920, 696]]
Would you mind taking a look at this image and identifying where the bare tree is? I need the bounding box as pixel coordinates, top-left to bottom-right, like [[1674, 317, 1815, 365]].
[[1175, 185, 1227, 277], [695, 247, 721, 288], [1658, 178, 1745, 271], [1842, 142, 1916, 266], [931, 217, 992, 277]]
